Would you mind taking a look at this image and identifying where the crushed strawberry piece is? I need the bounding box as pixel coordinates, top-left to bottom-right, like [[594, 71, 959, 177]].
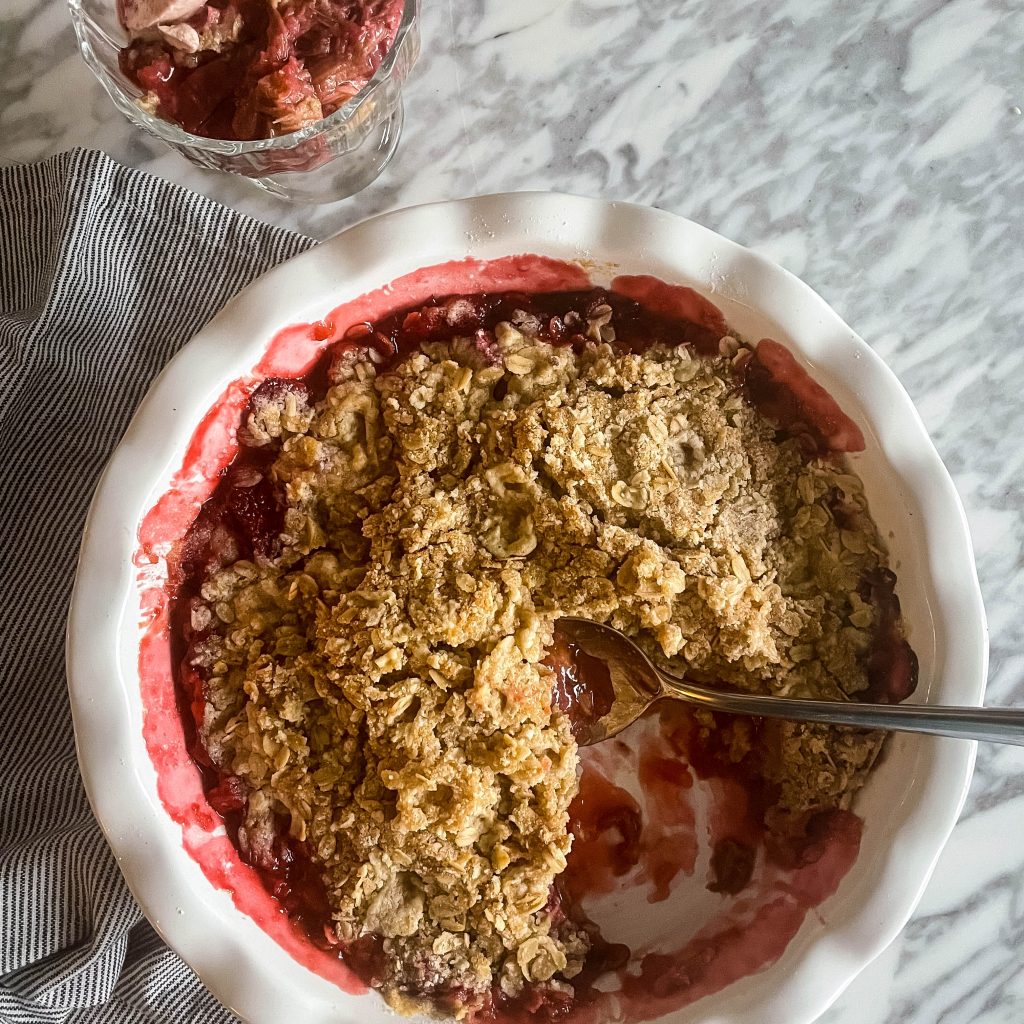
[[207, 774, 247, 814]]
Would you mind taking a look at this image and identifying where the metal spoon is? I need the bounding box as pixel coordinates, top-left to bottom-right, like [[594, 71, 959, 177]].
[[556, 617, 1017, 746]]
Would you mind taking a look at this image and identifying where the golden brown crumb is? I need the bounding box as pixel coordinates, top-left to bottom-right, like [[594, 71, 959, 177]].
[[187, 309, 895, 1012]]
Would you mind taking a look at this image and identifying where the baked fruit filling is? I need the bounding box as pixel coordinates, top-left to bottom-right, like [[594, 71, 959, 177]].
[[171, 288, 917, 1019], [117, 0, 404, 140]]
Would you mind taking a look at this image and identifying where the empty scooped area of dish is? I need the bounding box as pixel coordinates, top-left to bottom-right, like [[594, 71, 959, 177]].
[[547, 709, 863, 1023]]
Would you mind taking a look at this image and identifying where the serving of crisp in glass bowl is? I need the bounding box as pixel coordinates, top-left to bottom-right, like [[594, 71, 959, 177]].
[[67, 194, 987, 1024], [68, 0, 420, 203]]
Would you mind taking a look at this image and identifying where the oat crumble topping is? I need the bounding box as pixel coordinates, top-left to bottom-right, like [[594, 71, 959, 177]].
[[183, 301, 907, 1015]]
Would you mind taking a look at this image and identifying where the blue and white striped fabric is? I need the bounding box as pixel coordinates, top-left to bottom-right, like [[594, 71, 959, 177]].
[[0, 149, 314, 1024]]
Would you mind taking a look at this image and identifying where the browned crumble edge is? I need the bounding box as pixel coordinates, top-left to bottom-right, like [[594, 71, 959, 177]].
[[184, 308, 907, 1016]]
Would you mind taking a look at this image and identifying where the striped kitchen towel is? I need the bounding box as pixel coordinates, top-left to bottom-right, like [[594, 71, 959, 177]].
[[0, 149, 314, 1024]]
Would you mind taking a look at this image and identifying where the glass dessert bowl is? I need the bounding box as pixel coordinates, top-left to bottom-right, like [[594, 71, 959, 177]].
[[68, 0, 420, 203]]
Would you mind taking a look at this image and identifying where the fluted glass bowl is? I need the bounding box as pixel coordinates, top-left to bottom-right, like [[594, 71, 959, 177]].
[[68, 0, 420, 203]]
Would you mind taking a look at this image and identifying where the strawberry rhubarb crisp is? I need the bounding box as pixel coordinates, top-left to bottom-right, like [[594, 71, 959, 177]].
[[118, 0, 404, 139], [173, 288, 917, 1019]]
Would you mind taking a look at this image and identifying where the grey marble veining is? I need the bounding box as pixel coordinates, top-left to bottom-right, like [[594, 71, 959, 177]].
[[2, 1, 1023, 1022]]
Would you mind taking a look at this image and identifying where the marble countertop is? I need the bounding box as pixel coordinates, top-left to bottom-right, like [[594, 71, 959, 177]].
[[2, 1, 1023, 1021]]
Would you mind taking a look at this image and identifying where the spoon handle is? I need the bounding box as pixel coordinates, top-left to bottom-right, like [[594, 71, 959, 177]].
[[658, 675, 1020, 746]]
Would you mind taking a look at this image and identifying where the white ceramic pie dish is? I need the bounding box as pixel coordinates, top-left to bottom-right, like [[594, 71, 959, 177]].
[[67, 193, 987, 1024]]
